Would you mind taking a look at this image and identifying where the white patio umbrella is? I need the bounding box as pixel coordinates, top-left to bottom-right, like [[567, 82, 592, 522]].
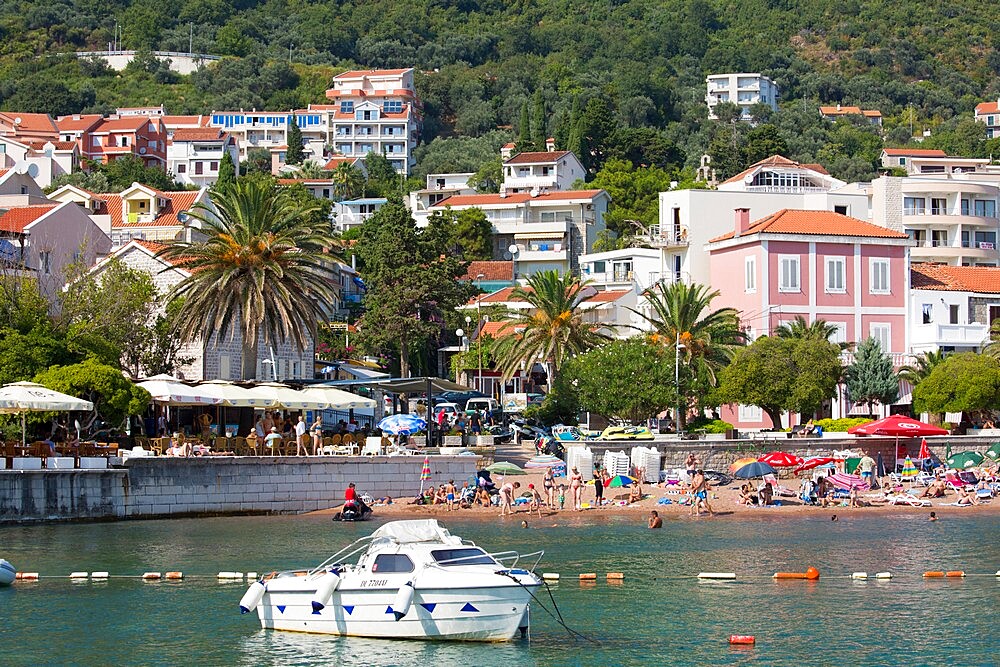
[[195, 381, 272, 408], [0, 382, 94, 445], [245, 382, 329, 410], [299, 386, 376, 410], [136, 375, 222, 406]]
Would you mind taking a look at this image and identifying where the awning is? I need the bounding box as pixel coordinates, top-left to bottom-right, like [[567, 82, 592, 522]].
[[514, 232, 565, 240], [322, 376, 473, 394], [299, 386, 376, 410], [195, 381, 272, 408]]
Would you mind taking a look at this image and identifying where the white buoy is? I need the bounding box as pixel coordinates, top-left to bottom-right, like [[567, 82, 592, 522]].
[[310, 571, 342, 612], [697, 572, 736, 580], [247, 572, 258, 580], [70, 572, 89, 580], [239, 581, 267, 614], [542, 572, 560, 581], [0, 559, 15, 586], [217, 571, 244, 580], [875, 572, 892, 579], [91, 571, 109, 580], [852, 572, 868, 579], [391, 581, 415, 621], [142, 572, 161, 581]]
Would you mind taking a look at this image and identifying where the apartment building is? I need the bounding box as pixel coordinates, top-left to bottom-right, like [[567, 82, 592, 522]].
[[206, 110, 326, 166], [167, 128, 239, 187], [868, 175, 1000, 266], [407, 172, 476, 226], [56, 113, 167, 168], [879, 148, 989, 175], [0, 137, 78, 189], [705, 73, 778, 119], [499, 142, 585, 194], [0, 112, 58, 143], [974, 98, 1000, 138], [429, 189, 609, 276], [909, 263, 1000, 354], [332, 197, 388, 232]]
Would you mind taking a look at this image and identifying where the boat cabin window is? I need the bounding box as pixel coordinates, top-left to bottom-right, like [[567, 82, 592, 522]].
[[371, 554, 414, 573], [431, 548, 496, 566]]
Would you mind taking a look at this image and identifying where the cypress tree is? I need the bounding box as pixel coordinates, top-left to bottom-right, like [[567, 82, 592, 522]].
[[286, 117, 305, 165], [517, 101, 532, 151], [531, 89, 546, 149], [216, 151, 236, 190], [845, 337, 899, 414]]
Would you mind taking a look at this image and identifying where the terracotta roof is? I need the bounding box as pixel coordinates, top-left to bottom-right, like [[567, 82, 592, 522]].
[[435, 190, 605, 208], [463, 261, 513, 282], [0, 169, 9, 179], [709, 209, 911, 243], [502, 142, 516, 149], [170, 128, 225, 141], [469, 286, 519, 305], [25, 140, 77, 151], [0, 112, 57, 134], [333, 69, 410, 79], [276, 178, 335, 185], [162, 115, 209, 127], [323, 156, 360, 170], [93, 116, 158, 133], [91, 190, 202, 228], [504, 151, 571, 165], [583, 289, 630, 304], [721, 155, 830, 186], [478, 321, 520, 339], [910, 263, 1000, 294], [975, 101, 1000, 115], [132, 239, 168, 254], [820, 106, 881, 117], [881, 148, 947, 157], [55, 114, 103, 131], [0, 204, 57, 233], [467, 285, 629, 307]]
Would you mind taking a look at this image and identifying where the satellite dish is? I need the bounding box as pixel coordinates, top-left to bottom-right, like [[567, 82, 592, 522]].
[[13, 117, 21, 125], [139, 147, 147, 154], [178, 212, 188, 223], [502, 251, 513, 260], [14, 162, 29, 175], [27, 163, 38, 178]]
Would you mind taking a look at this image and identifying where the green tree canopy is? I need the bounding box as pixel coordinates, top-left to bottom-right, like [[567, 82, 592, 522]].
[[845, 337, 899, 413], [912, 352, 1000, 416], [561, 337, 677, 424], [35, 358, 150, 428], [285, 118, 305, 165], [584, 158, 675, 240], [425, 207, 493, 261]]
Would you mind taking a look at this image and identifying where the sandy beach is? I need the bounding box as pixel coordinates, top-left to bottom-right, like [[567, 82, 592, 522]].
[[310, 465, 1000, 523]]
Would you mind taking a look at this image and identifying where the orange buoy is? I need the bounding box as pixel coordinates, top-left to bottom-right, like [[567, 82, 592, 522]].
[[165, 571, 184, 580], [805, 567, 820, 580], [606, 572, 624, 580], [142, 572, 162, 580], [773, 567, 820, 580], [923, 571, 945, 578], [945, 571, 965, 578], [578, 573, 597, 581], [729, 635, 755, 645]]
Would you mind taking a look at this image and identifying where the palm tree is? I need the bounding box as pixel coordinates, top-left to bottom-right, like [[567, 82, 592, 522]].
[[297, 159, 326, 178], [630, 282, 745, 428], [775, 315, 848, 348], [898, 349, 947, 385], [983, 319, 1000, 359], [493, 270, 611, 387], [157, 176, 339, 380], [332, 162, 366, 201]]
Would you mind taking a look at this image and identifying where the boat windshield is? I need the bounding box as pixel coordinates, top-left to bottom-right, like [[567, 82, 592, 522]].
[[430, 548, 496, 566]]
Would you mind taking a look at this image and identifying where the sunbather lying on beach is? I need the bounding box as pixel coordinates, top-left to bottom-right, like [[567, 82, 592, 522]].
[[956, 488, 980, 506], [921, 479, 947, 498]]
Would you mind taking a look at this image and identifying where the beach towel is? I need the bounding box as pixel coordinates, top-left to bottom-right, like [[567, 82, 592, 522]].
[[826, 473, 870, 491], [657, 497, 672, 505]]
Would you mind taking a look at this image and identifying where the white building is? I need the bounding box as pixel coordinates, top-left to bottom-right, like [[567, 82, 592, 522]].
[[167, 128, 239, 188], [879, 148, 991, 176], [206, 110, 326, 166], [974, 99, 1000, 139], [86, 239, 313, 381], [705, 73, 778, 119], [407, 172, 476, 226], [332, 197, 388, 233], [579, 247, 663, 292], [429, 189, 609, 276], [909, 263, 1000, 353], [868, 174, 1000, 267], [653, 155, 867, 286], [0, 137, 78, 189], [500, 143, 586, 194]]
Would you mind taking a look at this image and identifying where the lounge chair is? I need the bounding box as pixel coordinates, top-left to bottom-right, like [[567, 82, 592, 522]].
[[886, 494, 932, 507], [763, 474, 796, 497]]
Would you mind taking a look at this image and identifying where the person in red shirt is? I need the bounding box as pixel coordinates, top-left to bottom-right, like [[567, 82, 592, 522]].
[[344, 482, 371, 517]]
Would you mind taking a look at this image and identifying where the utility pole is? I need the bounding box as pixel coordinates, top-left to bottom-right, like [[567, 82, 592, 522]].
[[189, 23, 193, 55]]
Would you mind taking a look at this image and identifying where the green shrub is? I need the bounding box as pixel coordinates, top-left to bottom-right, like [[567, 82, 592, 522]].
[[688, 417, 733, 434], [814, 417, 872, 432]]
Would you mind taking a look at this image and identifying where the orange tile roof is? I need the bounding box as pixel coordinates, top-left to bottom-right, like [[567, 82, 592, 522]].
[[709, 209, 911, 243], [469, 286, 519, 305], [0, 112, 57, 134], [882, 148, 947, 157], [170, 128, 225, 141], [162, 115, 209, 127], [332, 68, 410, 79], [721, 155, 830, 186], [436, 190, 605, 208], [467, 285, 629, 306], [55, 114, 103, 131], [478, 321, 520, 339], [463, 261, 513, 282], [910, 263, 1000, 294], [25, 140, 77, 151], [583, 289, 630, 304], [93, 116, 156, 133], [0, 204, 57, 233], [504, 151, 571, 165], [975, 101, 1000, 115], [819, 105, 881, 117], [0, 169, 9, 179], [276, 178, 335, 185], [92, 190, 202, 228], [323, 156, 360, 170]]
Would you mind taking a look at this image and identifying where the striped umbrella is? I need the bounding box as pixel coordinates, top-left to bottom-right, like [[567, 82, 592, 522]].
[[419, 455, 432, 493], [900, 456, 919, 478]]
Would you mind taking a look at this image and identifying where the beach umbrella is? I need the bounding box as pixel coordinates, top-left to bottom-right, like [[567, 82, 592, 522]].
[[759, 451, 804, 468], [847, 414, 948, 437], [900, 456, 919, 478], [0, 382, 95, 446], [825, 472, 870, 490], [733, 461, 777, 479], [419, 455, 432, 494], [793, 456, 835, 474], [486, 461, 526, 475], [985, 442, 1000, 462], [605, 474, 635, 488], [377, 413, 427, 435], [729, 457, 761, 473], [918, 438, 931, 460], [947, 450, 984, 470], [137, 375, 221, 406]]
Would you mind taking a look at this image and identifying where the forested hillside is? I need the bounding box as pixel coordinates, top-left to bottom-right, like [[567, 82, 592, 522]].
[[2, 0, 1000, 184]]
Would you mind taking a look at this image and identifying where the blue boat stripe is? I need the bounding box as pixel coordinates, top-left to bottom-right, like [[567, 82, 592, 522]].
[[460, 603, 479, 612]]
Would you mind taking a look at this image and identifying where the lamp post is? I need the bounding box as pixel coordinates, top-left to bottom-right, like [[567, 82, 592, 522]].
[[508, 243, 519, 282], [476, 273, 485, 395], [675, 331, 686, 438]]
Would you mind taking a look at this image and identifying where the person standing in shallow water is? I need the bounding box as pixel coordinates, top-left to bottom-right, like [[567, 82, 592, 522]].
[[691, 469, 714, 517], [648, 511, 662, 528], [594, 467, 605, 508]]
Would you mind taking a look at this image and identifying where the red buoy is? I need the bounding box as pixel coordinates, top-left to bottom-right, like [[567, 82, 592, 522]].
[[729, 635, 756, 645]]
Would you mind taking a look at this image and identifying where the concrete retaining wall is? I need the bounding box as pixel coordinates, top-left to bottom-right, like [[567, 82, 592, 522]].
[[0, 455, 476, 523]]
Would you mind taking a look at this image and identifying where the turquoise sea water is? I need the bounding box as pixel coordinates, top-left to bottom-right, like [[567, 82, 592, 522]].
[[1, 512, 998, 666]]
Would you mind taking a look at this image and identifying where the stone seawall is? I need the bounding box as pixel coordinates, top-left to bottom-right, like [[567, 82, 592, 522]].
[[0, 455, 477, 523]]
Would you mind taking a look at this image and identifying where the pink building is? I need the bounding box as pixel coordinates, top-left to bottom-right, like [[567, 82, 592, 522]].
[[707, 208, 911, 428]]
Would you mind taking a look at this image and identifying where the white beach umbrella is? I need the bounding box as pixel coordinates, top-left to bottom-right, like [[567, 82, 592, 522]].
[[299, 385, 376, 410], [245, 383, 328, 410], [195, 381, 272, 408], [0, 382, 94, 445], [136, 375, 222, 406]]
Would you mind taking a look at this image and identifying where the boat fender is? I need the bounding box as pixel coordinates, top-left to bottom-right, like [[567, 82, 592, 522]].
[[542, 572, 560, 581], [239, 581, 267, 614], [91, 572, 109, 580], [218, 571, 244, 580], [70, 571, 89, 580], [310, 571, 342, 612], [392, 581, 414, 621], [0, 559, 15, 587], [729, 635, 755, 645], [142, 572, 161, 581]]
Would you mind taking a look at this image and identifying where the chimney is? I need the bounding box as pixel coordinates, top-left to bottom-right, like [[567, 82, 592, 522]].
[[545, 137, 555, 152], [836, 103, 841, 112], [734, 208, 751, 236]]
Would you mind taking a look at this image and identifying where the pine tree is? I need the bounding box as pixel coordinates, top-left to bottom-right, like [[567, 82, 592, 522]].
[[845, 337, 899, 414], [216, 151, 236, 191], [531, 89, 546, 149], [285, 117, 305, 165], [517, 101, 532, 151]]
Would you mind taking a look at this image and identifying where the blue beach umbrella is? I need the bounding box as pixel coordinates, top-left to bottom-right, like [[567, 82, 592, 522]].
[[733, 461, 778, 479], [377, 413, 427, 435]]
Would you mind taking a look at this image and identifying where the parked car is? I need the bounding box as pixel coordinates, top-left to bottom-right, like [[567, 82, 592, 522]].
[[437, 390, 487, 407], [465, 397, 500, 417], [432, 402, 461, 424]]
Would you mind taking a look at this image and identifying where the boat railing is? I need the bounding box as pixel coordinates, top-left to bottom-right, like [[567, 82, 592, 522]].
[[490, 549, 545, 571], [307, 537, 375, 577]]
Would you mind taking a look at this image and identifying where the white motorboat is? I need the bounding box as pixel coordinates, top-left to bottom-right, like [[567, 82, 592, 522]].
[[0, 559, 15, 586], [239, 520, 543, 641]]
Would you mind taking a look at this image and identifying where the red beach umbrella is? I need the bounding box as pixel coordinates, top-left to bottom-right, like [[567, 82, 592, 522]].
[[758, 451, 804, 468], [793, 456, 836, 474], [917, 438, 931, 460], [847, 414, 948, 437]]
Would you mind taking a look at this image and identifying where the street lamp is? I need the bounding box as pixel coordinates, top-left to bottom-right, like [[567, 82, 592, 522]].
[[475, 273, 485, 395], [675, 331, 686, 438], [508, 244, 519, 281]]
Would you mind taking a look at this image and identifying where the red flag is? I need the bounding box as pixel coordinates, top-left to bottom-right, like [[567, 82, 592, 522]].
[[918, 438, 931, 460]]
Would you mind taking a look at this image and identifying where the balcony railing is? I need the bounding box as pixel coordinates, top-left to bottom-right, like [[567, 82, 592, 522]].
[[911, 323, 989, 346], [646, 224, 689, 247]]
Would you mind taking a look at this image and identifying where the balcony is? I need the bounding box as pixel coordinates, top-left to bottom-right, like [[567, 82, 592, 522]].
[[646, 224, 689, 248], [491, 219, 568, 235], [334, 211, 376, 229], [504, 175, 558, 190], [515, 248, 568, 263], [910, 323, 989, 349]]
